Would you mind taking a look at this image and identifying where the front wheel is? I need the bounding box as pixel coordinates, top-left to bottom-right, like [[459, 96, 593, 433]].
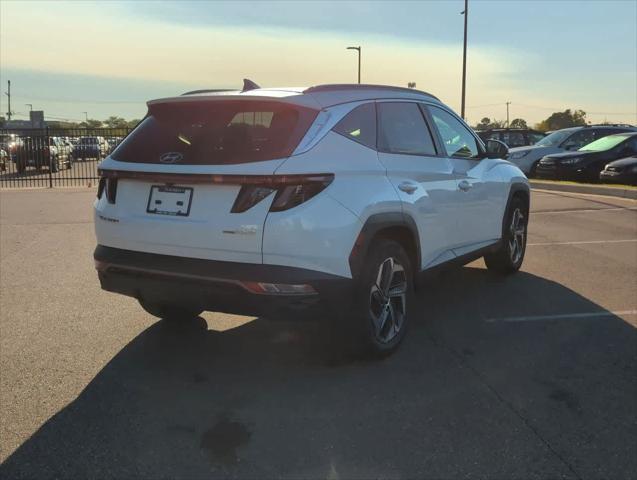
[[138, 299, 202, 320], [350, 239, 414, 357], [484, 197, 528, 273]]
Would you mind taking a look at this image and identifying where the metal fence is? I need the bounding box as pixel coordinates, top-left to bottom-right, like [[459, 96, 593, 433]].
[[0, 128, 129, 188]]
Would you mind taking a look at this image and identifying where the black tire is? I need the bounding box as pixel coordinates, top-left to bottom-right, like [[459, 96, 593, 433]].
[[138, 299, 202, 320], [484, 196, 528, 274], [349, 238, 414, 357]]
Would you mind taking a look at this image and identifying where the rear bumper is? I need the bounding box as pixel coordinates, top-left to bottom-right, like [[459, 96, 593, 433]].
[[94, 245, 354, 319]]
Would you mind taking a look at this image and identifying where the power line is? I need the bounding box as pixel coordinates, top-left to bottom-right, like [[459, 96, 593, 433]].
[[11, 94, 144, 105]]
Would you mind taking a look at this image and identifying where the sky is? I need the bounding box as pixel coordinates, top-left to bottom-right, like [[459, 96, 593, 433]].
[[0, 0, 636, 126]]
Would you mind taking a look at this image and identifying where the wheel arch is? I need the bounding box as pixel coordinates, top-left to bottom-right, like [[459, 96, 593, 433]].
[[501, 182, 530, 238], [349, 212, 421, 280]]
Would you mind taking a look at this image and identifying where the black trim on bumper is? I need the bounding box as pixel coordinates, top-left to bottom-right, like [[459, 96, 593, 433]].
[[94, 245, 353, 319]]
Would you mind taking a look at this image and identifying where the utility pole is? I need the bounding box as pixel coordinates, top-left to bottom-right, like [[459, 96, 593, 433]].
[[83, 111, 88, 123], [347, 46, 361, 84], [506, 101, 511, 127], [460, 0, 468, 119], [4, 80, 11, 121]]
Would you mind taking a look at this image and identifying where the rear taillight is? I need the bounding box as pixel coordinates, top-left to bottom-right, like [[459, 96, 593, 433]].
[[97, 174, 118, 204], [231, 174, 333, 213], [97, 177, 106, 199], [105, 178, 118, 203]]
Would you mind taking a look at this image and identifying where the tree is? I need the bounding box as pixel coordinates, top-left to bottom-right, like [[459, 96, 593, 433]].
[[104, 116, 128, 128], [509, 118, 528, 129], [79, 119, 103, 128], [127, 118, 142, 128], [535, 109, 586, 132], [474, 117, 507, 130]]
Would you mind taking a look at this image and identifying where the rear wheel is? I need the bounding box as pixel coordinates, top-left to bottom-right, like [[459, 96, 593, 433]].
[[138, 299, 202, 320], [350, 239, 414, 356], [484, 196, 528, 273]]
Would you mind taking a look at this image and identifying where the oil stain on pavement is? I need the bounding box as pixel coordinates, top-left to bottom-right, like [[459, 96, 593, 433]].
[[200, 416, 252, 466]]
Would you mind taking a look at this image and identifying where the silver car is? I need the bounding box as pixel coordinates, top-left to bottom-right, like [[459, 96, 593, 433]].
[[507, 125, 637, 175]]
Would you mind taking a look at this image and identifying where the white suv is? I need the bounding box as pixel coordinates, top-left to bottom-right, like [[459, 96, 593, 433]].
[[94, 82, 529, 355]]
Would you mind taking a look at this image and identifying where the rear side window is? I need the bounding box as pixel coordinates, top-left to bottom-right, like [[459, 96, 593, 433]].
[[378, 102, 437, 156], [112, 100, 318, 165], [332, 103, 376, 149]]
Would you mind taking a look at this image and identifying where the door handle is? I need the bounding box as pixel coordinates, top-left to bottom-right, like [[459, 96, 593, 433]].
[[398, 182, 418, 194], [458, 180, 472, 192]]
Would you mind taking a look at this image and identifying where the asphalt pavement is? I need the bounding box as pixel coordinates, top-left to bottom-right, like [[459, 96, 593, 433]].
[[0, 187, 635, 479]]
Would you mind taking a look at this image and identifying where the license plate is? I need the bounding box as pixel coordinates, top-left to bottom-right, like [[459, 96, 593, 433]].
[[146, 185, 193, 216]]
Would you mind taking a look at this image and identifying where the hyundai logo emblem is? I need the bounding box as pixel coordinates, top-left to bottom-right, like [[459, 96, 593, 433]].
[[159, 152, 183, 164]]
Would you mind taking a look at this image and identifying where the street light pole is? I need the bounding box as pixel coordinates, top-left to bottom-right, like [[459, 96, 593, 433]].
[[460, 0, 468, 120], [82, 111, 88, 123], [506, 101, 511, 127], [347, 46, 361, 84], [25, 104, 32, 112]]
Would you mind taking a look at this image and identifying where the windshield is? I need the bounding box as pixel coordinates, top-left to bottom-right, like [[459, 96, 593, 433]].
[[112, 100, 318, 165], [536, 129, 574, 147], [579, 134, 631, 152]]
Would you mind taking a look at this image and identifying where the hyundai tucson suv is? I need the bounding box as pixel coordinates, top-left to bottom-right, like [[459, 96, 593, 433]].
[[507, 124, 637, 176], [94, 82, 529, 355], [536, 132, 637, 182]]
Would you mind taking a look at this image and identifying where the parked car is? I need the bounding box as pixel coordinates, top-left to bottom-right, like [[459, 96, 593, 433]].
[[507, 125, 637, 176], [477, 128, 546, 148], [536, 132, 637, 182], [73, 136, 109, 159], [0, 148, 7, 172], [94, 82, 529, 356], [15, 136, 72, 173], [599, 156, 637, 185]]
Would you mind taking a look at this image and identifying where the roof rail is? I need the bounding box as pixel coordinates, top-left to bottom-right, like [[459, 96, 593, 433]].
[[585, 123, 635, 128], [181, 89, 235, 96], [303, 83, 439, 100]]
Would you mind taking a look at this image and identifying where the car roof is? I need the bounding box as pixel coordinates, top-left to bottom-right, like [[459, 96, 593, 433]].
[[149, 83, 444, 109]]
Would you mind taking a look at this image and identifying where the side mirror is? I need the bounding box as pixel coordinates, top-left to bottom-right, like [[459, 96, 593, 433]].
[[485, 139, 509, 159]]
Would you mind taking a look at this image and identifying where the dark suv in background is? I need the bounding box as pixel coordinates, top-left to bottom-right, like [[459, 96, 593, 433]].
[[477, 128, 546, 148]]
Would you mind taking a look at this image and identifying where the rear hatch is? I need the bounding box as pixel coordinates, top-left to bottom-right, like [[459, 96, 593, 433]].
[[95, 97, 318, 263]]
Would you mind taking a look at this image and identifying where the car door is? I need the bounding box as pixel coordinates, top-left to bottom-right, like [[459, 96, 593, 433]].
[[375, 101, 459, 269], [425, 104, 506, 253]]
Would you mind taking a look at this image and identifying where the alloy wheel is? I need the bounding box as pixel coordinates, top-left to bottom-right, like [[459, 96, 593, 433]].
[[508, 208, 526, 264], [369, 257, 408, 344]]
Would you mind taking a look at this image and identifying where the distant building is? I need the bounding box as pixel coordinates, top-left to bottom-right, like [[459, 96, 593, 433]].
[[4, 110, 47, 128]]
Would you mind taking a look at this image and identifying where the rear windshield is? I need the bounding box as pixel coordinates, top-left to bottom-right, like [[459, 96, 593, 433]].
[[112, 100, 318, 164]]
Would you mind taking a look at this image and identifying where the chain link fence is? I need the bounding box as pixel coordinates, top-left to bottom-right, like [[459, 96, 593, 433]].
[[0, 128, 129, 188]]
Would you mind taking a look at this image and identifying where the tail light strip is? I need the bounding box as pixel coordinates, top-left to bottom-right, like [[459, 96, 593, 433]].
[[98, 168, 333, 187]]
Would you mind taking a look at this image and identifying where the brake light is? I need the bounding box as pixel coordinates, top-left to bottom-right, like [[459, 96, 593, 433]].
[[230, 174, 333, 213], [104, 178, 118, 203], [97, 177, 106, 199]]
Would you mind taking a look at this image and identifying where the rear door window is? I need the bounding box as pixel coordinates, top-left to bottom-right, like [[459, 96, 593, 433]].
[[112, 100, 318, 164], [377, 102, 437, 156], [332, 103, 376, 149]]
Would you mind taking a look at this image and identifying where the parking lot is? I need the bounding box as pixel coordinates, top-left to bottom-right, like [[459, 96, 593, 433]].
[[0, 187, 635, 478]]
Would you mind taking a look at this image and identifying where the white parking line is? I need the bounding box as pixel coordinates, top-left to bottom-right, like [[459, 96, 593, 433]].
[[533, 207, 637, 215], [487, 310, 637, 323], [527, 239, 637, 246]]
